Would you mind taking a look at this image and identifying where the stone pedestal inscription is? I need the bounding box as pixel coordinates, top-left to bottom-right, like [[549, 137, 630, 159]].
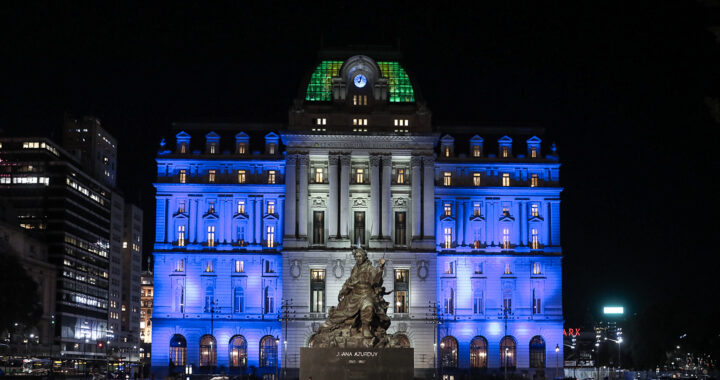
[[300, 348, 413, 380]]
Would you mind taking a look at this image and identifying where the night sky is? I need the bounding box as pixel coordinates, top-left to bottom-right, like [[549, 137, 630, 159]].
[[2, 1, 718, 327]]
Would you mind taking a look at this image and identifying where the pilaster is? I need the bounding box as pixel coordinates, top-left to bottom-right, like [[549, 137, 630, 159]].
[[284, 154, 297, 239]]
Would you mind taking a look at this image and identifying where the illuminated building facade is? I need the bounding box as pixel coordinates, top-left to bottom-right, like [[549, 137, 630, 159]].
[[151, 51, 563, 377]]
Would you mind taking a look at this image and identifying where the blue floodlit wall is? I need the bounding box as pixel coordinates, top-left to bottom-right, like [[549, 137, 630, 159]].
[[151, 131, 563, 374]]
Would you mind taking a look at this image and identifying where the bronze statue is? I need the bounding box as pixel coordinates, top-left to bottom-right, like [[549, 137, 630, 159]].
[[312, 246, 402, 348]]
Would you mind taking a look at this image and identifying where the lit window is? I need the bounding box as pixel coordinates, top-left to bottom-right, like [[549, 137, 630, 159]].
[[237, 200, 245, 214], [473, 290, 484, 315], [445, 261, 455, 274], [208, 201, 215, 213], [267, 170, 276, 184], [502, 228, 510, 249], [315, 168, 324, 183], [444, 146, 451, 157], [174, 260, 184, 272], [237, 170, 246, 184], [267, 143, 276, 155], [205, 261, 214, 273], [394, 269, 409, 313], [532, 262, 542, 275], [208, 170, 216, 183], [237, 143, 247, 154], [443, 172, 452, 186], [473, 172, 481, 186], [501, 146, 510, 158], [355, 168, 364, 183], [177, 226, 186, 247], [209, 144, 217, 154], [530, 147, 537, 158], [502, 173, 510, 187], [267, 201, 275, 214], [531, 204, 539, 217], [266, 226, 275, 247], [315, 118, 327, 125], [352, 95, 368, 106], [310, 269, 325, 313], [444, 228, 452, 249], [533, 292, 542, 314], [502, 207, 510, 216], [531, 229, 539, 249], [473, 145, 481, 157], [179, 170, 187, 184], [393, 119, 409, 127], [178, 200, 185, 213], [396, 168, 405, 184], [473, 202, 482, 216], [180, 143, 187, 153], [530, 174, 538, 187], [444, 203, 452, 217], [235, 260, 244, 273], [504, 263, 512, 275], [352, 118, 368, 126], [207, 226, 216, 247]]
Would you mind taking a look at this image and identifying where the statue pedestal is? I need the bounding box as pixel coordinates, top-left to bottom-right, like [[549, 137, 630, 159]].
[[300, 347, 414, 380]]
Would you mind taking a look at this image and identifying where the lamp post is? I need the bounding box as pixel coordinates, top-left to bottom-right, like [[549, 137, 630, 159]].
[[555, 344, 560, 379], [274, 336, 280, 380], [440, 341, 445, 377], [426, 301, 441, 378], [504, 347, 509, 380]]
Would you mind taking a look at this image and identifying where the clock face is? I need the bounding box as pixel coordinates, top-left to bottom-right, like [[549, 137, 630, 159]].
[[353, 74, 367, 88]]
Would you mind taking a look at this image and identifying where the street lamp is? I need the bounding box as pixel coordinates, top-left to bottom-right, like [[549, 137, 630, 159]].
[[555, 344, 560, 379], [275, 336, 280, 380], [504, 347, 509, 380]]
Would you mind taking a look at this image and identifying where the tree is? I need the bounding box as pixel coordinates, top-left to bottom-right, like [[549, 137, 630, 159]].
[[0, 251, 42, 333]]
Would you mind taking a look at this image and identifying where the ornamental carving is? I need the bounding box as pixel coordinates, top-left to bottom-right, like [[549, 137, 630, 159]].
[[422, 156, 434, 165], [393, 198, 407, 207], [410, 156, 423, 167], [417, 260, 429, 280], [332, 259, 344, 279], [298, 155, 309, 166], [352, 198, 367, 207], [369, 155, 381, 167], [339, 155, 351, 166], [312, 197, 327, 208], [290, 259, 301, 279], [285, 154, 297, 165], [328, 155, 339, 165], [381, 155, 392, 166]]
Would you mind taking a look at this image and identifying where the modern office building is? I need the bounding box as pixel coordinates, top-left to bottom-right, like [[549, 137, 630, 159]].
[[151, 51, 563, 378], [0, 119, 143, 364], [140, 270, 154, 369]]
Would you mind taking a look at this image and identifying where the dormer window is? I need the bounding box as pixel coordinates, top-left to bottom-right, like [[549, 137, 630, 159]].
[[237, 143, 247, 155], [179, 143, 187, 154], [209, 143, 217, 154], [530, 147, 537, 158], [205, 132, 220, 155], [444, 146, 451, 157], [473, 145, 481, 157], [352, 95, 368, 106], [267, 143, 276, 155], [501, 146, 510, 158]]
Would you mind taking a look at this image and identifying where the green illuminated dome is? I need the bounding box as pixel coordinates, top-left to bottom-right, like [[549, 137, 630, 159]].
[[305, 58, 415, 103]]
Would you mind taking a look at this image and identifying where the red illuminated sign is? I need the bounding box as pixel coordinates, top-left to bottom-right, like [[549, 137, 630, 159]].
[[563, 328, 581, 337]]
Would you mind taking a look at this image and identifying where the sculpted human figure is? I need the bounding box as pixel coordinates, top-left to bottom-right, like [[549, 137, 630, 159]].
[[313, 246, 398, 348]]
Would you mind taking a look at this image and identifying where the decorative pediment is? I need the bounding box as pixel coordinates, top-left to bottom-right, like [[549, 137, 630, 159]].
[[176, 131, 191, 140], [174, 212, 189, 219], [233, 213, 248, 220], [470, 135, 484, 143], [440, 134, 455, 143], [265, 132, 280, 140], [526, 136, 542, 144], [235, 132, 249, 141], [469, 215, 485, 222], [440, 215, 456, 223], [499, 215, 515, 222], [528, 215, 544, 222], [203, 212, 219, 220], [498, 135, 513, 144], [205, 131, 220, 142], [263, 214, 279, 221]]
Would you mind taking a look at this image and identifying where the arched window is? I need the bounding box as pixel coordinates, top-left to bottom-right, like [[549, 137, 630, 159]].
[[199, 335, 217, 367], [259, 335, 278, 368], [264, 286, 275, 314], [529, 335, 546, 369], [169, 334, 186, 366], [395, 334, 411, 348], [233, 287, 244, 313], [500, 336, 517, 369], [440, 336, 458, 369], [470, 336, 488, 368], [229, 335, 247, 368]]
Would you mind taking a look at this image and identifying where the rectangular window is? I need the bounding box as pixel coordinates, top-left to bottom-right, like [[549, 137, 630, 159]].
[[266, 226, 275, 247], [473, 291, 483, 314], [444, 203, 452, 217], [394, 269, 409, 313], [267, 170, 276, 184], [502, 173, 510, 187], [443, 172, 452, 186], [178, 200, 185, 213], [208, 170, 216, 183], [209, 144, 217, 154], [395, 212, 406, 245], [264, 260, 276, 273], [174, 259, 184, 272], [530, 174, 539, 187], [354, 212, 365, 245], [502, 228, 510, 249], [473, 202, 482, 216], [310, 269, 325, 313], [204, 286, 214, 312], [267, 143, 276, 155], [530, 147, 538, 158], [444, 228, 452, 249], [444, 146, 451, 157], [237, 170, 246, 184], [533, 292, 542, 314], [315, 118, 327, 125], [504, 263, 512, 275], [355, 168, 364, 183], [177, 226, 186, 247], [445, 261, 455, 275], [474, 262, 483, 274], [532, 262, 542, 275], [393, 119, 409, 127], [473, 228, 482, 249], [207, 226, 216, 247], [531, 204, 539, 217], [180, 143, 187, 154], [473, 145, 481, 157], [205, 260, 214, 273], [236, 226, 245, 245], [503, 294, 512, 313], [179, 170, 187, 184], [208, 201, 215, 214], [473, 172, 481, 186], [235, 260, 244, 273], [315, 167, 324, 183], [237, 143, 247, 154], [352, 118, 368, 126], [503, 207, 510, 216], [267, 201, 275, 214], [531, 229, 539, 249], [396, 168, 405, 184], [501, 146, 509, 158], [237, 200, 245, 214], [313, 211, 324, 244]]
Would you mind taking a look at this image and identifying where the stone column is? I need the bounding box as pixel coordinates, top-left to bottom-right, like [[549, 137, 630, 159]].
[[519, 201, 526, 246], [248, 197, 255, 244], [189, 199, 196, 243], [165, 197, 173, 243], [284, 154, 297, 238], [255, 196, 262, 244], [328, 155, 339, 238], [369, 155, 381, 239], [422, 156, 435, 239], [339, 155, 351, 238], [410, 156, 422, 239], [457, 200, 465, 246], [298, 155, 309, 238], [381, 155, 392, 239], [545, 202, 552, 246], [277, 198, 284, 245], [218, 199, 225, 243]]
